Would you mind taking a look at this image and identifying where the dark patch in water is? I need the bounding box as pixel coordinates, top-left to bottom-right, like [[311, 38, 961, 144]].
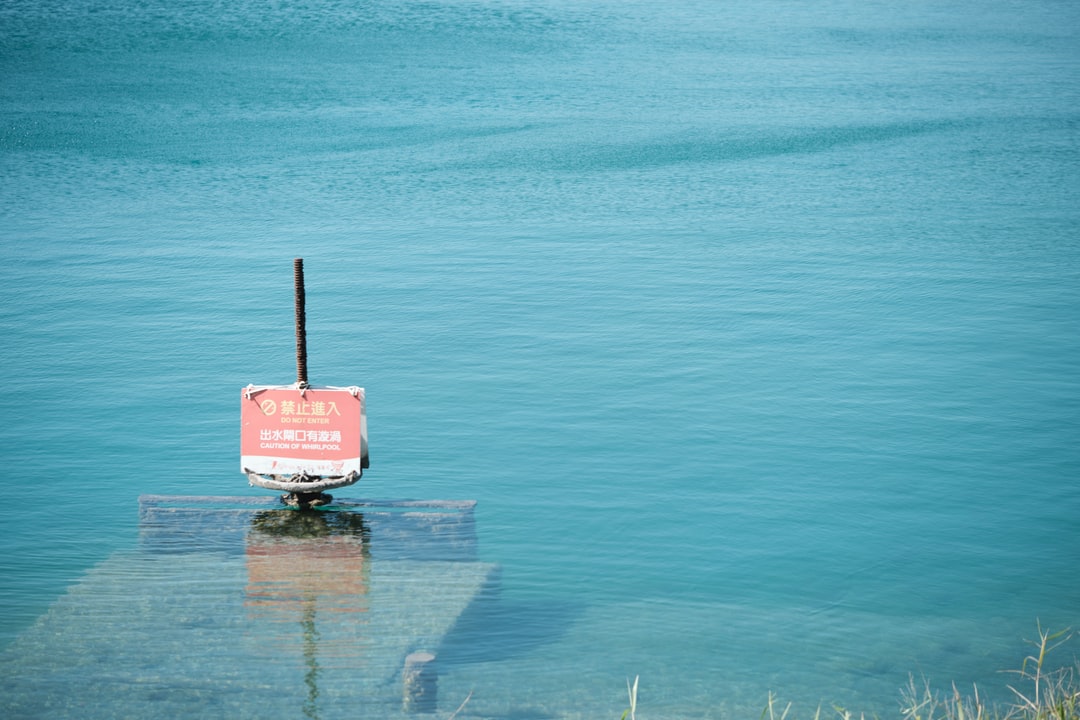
[[483, 118, 982, 173], [437, 588, 583, 665]]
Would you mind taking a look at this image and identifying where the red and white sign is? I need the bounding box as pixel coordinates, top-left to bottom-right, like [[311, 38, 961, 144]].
[[241, 385, 368, 476]]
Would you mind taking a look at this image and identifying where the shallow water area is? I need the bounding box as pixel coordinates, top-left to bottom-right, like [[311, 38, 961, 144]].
[[0, 497, 494, 719]]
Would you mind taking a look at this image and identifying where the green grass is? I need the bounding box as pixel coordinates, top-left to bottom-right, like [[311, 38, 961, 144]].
[[897, 624, 1078, 720], [614, 624, 1079, 720], [621, 675, 639, 720]]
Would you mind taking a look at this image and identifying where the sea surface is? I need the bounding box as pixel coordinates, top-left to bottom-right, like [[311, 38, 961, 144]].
[[2, 0, 1079, 718]]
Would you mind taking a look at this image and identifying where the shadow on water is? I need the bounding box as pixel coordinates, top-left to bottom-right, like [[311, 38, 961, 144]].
[[437, 582, 583, 666]]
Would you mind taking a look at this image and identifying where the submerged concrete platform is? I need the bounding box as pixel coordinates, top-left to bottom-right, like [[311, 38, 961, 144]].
[[0, 496, 499, 720]]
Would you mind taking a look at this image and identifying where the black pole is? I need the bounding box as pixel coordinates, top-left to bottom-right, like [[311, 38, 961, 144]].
[[294, 258, 308, 387]]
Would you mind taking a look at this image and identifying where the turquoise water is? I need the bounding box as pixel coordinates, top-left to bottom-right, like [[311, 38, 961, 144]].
[[2, 0, 1079, 717]]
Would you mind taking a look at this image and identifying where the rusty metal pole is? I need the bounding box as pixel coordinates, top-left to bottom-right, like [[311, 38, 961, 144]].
[[294, 258, 309, 388]]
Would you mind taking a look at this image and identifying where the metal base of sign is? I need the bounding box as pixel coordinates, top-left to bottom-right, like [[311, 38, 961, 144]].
[[245, 469, 360, 495]]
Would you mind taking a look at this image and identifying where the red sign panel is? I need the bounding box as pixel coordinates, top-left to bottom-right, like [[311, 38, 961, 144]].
[[241, 385, 367, 476]]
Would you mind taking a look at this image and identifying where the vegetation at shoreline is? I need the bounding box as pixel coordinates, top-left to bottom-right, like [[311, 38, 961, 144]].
[[617, 624, 1079, 720], [896, 624, 1078, 720]]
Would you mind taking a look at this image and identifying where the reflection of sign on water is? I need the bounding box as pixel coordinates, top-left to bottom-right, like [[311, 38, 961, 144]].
[[244, 511, 372, 720], [241, 386, 369, 476], [245, 510, 370, 621]]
